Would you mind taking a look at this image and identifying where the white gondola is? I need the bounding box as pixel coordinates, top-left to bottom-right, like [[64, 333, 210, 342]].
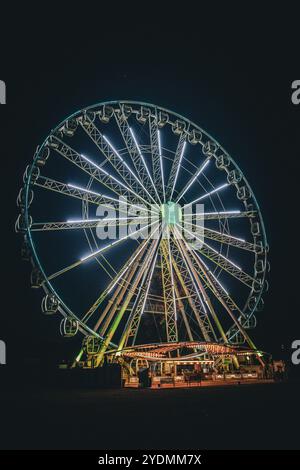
[[81, 111, 96, 124], [157, 111, 169, 128], [172, 119, 186, 135], [229, 331, 245, 345], [60, 317, 79, 337], [36, 146, 50, 166], [119, 104, 132, 120], [248, 296, 264, 312], [15, 213, 32, 233], [203, 140, 217, 156], [23, 165, 40, 184], [188, 129, 202, 144], [84, 336, 102, 355], [251, 221, 261, 236], [30, 268, 43, 288], [41, 294, 59, 315], [242, 315, 257, 329], [136, 106, 150, 124], [46, 137, 59, 149], [237, 185, 251, 201], [254, 240, 264, 255], [17, 187, 34, 208], [255, 259, 265, 274], [63, 118, 78, 137], [227, 169, 242, 184], [215, 154, 230, 170], [99, 105, 113, 123], [252, 278, 263, 294]]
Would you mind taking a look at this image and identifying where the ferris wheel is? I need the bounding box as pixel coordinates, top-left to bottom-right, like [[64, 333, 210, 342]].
[[16, 100, 269, 371]]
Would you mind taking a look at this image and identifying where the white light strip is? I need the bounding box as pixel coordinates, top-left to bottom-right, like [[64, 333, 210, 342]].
[[80, 220, 159, 262], [140, 252, 158, 316], [184, 220, 246, 243], [173, 226, 207, 314], [129, 127, 161, 203], [68, 183, 117, 201], [196, 255, 229, 295], [202, 241, 242, 271], [107, 267, 129, 294], [80, 153, 152, 207], [157, 130, 166, 202], [66, 216, 149, 224], [176, 158, 210, 203], [167, 232, 177, 320], [107, 226, 160, 295], [180, 224, 242, 271], [170, 140, 186, 200], [187, 183, 229, 206], [103, 135, 158, 206], [184, 210, 241, 217], [205, 226, 245, 243], [67, 183, 150, 214]]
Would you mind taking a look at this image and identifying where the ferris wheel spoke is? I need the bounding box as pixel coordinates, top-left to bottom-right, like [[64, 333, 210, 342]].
[[177, 224, 255, 288], [173, 227, 227, 343], [114, 113, 161, 204], [184, 210, 257, 221], [168, 231, 215, 342], [35, 176, 154, 219], [50, 136, 157, 211], [119, 236, 161, 349], [175, 156, 211, 203], [166, 133, 187, 201], [89, 239, 150, 331], [173, 280, 194, 342], [35, 176, 123, 211], [30, 216, 150, 232], [184, 220, 256, 252], [126, 252, 159, 347], [95, 236, 161, 365], [47, 220, 158, 281], [185, 182, 229, 207], [79, 115, 159, 207], [160, 231, 178, 343], [187, 247, 259, 351], [172, 227, 219, 342], [192, 252, 245, 317], [149, 116, 165, 202]]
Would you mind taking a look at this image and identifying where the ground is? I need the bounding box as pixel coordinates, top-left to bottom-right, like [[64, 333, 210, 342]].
[[0, 381, 299, 449]]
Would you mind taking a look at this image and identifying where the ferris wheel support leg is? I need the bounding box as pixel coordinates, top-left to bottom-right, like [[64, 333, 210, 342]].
[[174, 281, 194, 342], [98, 258, 142, 337], [188, 248, 265, 367], [171, 230, 218, 342], [175, 234, 225, 344], [169, 243, 212, 342], [93, 239, 160, 367], [71, 348, 84, 368], [119, 237, 161, 350], [160, 235, 178, 343]]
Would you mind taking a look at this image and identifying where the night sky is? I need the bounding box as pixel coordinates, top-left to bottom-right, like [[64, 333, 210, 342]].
[[0, 5, 299, 377]]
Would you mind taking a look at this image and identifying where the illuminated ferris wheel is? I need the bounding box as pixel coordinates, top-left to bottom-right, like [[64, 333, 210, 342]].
[[16, 101, 269, 373]]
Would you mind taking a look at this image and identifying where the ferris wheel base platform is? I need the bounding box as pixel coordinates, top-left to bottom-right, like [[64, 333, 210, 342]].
[[125, 378, 275, 389]]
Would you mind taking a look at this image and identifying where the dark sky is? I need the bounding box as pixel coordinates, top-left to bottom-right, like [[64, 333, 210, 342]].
[[0, 5, 299, 374]]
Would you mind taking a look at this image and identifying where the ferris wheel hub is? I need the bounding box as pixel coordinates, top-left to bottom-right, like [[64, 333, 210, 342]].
[[161, 201, 182, 226]]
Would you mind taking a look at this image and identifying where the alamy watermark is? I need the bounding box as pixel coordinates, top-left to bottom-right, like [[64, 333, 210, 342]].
[[79, 198, 205, 250], [291, 80, 300, 105], [0, 80, 6, 104], [0, 339, 6, 365], [291, 340, 300, 365]]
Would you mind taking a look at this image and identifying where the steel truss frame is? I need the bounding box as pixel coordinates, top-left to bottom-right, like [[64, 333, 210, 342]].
[[17, 100, 269, 371]]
